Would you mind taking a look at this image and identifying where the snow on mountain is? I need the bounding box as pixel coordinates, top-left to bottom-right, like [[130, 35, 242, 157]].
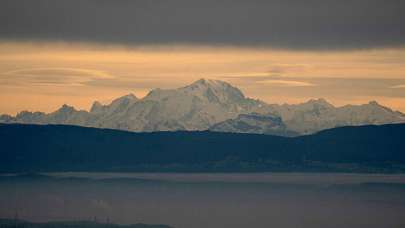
[[267, 99, 405, 134], [6, 104, 90, 126], [1, 79, 405, 135], [108, 79, 263, 131], [210, 113, 298, 137], [0, 79, 262, 132]]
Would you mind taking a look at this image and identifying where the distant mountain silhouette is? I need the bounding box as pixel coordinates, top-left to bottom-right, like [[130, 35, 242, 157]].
[[0, 218, 173, 228], [1, 123, 405, 173], [1, 79, 405, 135]]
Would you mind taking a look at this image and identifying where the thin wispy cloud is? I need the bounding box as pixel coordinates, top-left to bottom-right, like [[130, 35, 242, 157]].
[[390, 84, 405, 89], [257, 80, 317, 87], [1, 67, 113, 86], [267, 64, 309, 75]]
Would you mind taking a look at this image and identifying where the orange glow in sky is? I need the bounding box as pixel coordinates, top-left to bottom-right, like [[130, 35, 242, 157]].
[[1, 41, 405, 114]]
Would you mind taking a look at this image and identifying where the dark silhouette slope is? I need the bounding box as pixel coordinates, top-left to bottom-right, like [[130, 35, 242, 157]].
[[0, 219, 173, 228], [1, 123, 405, 172]]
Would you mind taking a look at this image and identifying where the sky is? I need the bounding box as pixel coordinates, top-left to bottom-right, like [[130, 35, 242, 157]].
[[0, 0, 405, 114]]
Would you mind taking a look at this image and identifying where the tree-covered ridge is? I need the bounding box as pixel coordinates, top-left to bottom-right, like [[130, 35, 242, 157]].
[[0, 219, 173, 228], [1, 123, 405, 173]]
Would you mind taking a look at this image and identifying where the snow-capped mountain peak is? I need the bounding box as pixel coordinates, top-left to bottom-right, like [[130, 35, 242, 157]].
[[307, 98, 334, 107], [181, 78, 245, 104], [111, 93, 138, 104], [1, 79, 405, 135], [90, 101, 104, 113], [57, 104, 76, 113]]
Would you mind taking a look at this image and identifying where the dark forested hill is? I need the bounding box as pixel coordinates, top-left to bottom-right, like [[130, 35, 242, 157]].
[[1, 123, 405, 173], [0, 219, 173, 228]]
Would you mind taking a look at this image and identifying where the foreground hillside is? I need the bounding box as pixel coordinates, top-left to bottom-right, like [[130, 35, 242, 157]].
[[0, 219, 173, 228], [1, 123, 405, 173]]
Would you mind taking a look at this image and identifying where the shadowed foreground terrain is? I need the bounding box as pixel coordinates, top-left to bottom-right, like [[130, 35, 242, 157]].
[[1, 123, 405, 173], [0, 219, 172, 228]]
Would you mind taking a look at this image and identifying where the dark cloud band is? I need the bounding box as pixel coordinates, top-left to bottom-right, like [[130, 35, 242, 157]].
[[1, 0, 404, 49]]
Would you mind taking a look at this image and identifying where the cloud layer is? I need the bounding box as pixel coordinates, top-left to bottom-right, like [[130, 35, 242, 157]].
[[2, 67, 113, 86], [1, 0, 404, 49], [257, 79, 316, 87]]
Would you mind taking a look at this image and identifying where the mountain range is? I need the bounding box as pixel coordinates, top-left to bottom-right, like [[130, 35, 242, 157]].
[[1, 79, 405, 136]]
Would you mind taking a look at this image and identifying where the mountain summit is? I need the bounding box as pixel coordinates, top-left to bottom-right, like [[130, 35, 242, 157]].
[[1, 79, 405, 135], [181, 79, 246, 104]]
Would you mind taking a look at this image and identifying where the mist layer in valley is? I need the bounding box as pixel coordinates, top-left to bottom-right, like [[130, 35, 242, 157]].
[[1, 173, 405, 228]]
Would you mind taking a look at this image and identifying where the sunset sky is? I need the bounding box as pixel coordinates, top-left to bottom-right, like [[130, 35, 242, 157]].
[[1, 0, 405, 114]]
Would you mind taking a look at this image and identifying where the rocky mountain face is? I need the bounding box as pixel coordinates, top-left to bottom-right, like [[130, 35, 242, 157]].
[[1, 79, 405, 135], [267, 99, 405, 134], [209, 113, 298, 137]]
